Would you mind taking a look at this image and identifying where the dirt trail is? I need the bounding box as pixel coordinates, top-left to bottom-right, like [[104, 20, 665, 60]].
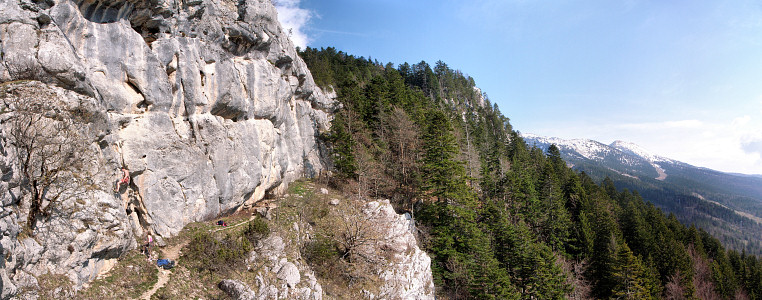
[[139, 241, 188, 300], [138, 217, 254, 299], [211, 215, 256, 233]]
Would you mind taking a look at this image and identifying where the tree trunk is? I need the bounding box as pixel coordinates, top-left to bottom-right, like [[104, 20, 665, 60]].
[[27, 181, 41, 230]]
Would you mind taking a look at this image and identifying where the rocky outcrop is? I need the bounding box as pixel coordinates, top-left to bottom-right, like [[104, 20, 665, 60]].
[[221, 198, 434, 300], [365, 200, 435, 300], [219, 279, 257, 300], [0, 0, 335, 296], [241, 234, 323, 300]]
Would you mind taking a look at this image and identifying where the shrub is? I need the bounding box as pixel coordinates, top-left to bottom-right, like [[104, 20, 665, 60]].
[[184, 230, 252, 275], [303, 236, 343, 278], [304, 237, 340, 265], [243, 218, 269, 244]]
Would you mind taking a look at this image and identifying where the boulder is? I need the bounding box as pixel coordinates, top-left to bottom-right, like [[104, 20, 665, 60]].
[[276, 261, 301, 288]]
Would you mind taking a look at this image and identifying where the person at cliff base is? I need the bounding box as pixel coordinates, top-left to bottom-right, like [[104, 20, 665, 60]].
[[144, 234, 153, 261]]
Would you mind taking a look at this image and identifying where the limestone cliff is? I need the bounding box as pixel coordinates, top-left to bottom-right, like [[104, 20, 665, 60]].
[[0, 0, 337, 296]]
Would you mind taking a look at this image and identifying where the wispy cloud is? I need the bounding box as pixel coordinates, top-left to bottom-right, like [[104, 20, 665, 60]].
[[311, 28, 368, 37], [740, 115, 762, 156], [742, 139, 762, 156], [273, 0, 312, 48], [617, 119, 704, 130]]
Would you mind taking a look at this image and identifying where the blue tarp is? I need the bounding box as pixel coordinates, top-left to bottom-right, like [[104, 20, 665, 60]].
[[157, 259, 174, 269]]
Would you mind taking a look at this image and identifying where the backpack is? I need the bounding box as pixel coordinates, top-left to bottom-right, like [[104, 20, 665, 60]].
[[157, 259, 175, 270]]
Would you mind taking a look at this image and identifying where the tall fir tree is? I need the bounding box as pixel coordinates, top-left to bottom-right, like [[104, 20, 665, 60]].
[[610, 243, 653, 299]]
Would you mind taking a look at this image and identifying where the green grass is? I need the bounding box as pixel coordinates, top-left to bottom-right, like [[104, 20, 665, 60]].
[[289, 180, 312, 197]]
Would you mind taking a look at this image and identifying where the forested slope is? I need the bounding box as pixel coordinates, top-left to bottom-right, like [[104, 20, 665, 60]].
[[299, 47, 762, 299], [523, 135, 762, 256]]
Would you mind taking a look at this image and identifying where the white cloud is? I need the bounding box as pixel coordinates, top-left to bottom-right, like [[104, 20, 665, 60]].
[[732, 115, 751, 127], [614, 116, 762, 174], [742, 139, 762, 156], [273, 0, 312, 49], [741, 120, 762, 156], [664, 119, 704, 128]]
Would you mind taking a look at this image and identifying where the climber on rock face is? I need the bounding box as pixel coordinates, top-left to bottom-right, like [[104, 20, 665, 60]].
[[115, 167, 130, 192]]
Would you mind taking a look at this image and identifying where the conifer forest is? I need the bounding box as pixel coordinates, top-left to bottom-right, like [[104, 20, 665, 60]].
[[300, 47, 762, 299]]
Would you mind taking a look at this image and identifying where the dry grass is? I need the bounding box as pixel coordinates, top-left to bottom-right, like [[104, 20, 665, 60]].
[[276, 179, 389, 298], [55, 179, 390, 299], [152, 211, 264, 299], [77, 250, 158, 299]]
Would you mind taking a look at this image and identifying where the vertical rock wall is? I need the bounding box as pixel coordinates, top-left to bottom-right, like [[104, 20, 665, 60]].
[[0, 0, 336, 295]]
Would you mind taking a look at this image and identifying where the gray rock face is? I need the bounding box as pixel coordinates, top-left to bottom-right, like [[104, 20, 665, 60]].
[[219, 279, 257, 300], [246, 234, 322, 300], [276, 261, 300, 288], [364, 200, 435, 300], [0, 0, 335, 296]]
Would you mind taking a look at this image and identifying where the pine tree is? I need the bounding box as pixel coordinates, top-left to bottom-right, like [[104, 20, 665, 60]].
[[588, 202, 620, 299], [420, 110, 467, 203], [538, 159, 571, 252], [611, 243, 652, 299], [327, 112, 357, 178]]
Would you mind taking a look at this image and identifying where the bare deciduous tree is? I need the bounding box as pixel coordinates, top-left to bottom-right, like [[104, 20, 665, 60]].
[[688, 245, 721, 300], [559, 256, 591, 300], [333, 200, 389, 264], [735, 289, 751, 300], [385, 106, 420, 189], [664, 271, 687, 300], [353, 143, 384, 199], [1, 83, 93, 233], [309, 198, 394, 291], [381, 106, 422, 210]]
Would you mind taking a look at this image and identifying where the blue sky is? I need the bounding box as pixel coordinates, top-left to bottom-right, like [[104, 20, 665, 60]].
[[274, 0, 762, 175]]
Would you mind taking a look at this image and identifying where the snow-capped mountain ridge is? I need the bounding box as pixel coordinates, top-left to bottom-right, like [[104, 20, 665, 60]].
[[522, 133, 676, 166], [522, 133, 676, 181], [521, 133, 613, 161], [521, 133, 762, 256], [610, 140, 675, 164]]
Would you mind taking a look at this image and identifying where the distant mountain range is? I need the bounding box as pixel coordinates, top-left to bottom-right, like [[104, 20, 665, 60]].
[[522, 133, 762, 254]]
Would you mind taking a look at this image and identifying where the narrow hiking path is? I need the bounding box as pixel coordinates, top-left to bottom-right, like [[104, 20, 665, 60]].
[[139, 240, 188, 300], [138, 216, 255, 299], [211, 215, 257, 233]]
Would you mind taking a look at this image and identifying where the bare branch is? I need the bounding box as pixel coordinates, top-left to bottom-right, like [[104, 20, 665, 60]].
[[1, 82, 94, 233]]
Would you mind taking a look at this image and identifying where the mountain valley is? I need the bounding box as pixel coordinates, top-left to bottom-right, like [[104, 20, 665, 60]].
[[524, 133, 762, 255]]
